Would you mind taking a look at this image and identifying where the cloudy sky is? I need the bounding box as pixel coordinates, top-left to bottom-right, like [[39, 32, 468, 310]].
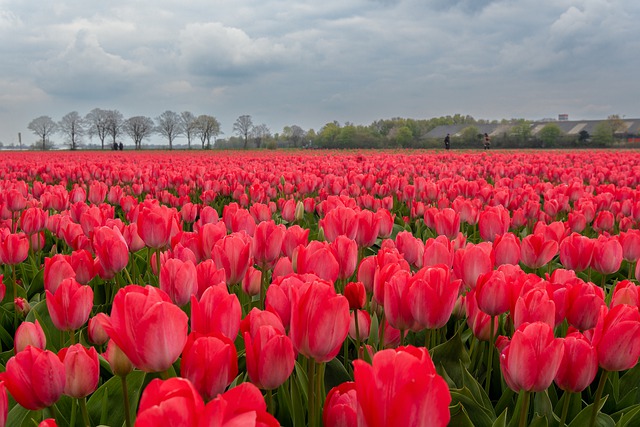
[[1, 0, 639, 146]]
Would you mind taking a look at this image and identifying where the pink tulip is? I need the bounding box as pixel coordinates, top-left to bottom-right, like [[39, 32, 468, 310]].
[[212, 232, 252, 286], [14, 320, 46, 353], [58, 344, 99, 398], [500, 322, 564, 392], [159, 258, 198, 306], [45, 278, 93, 332], [136, 377, 204, 427], [289, 278, 350, 363], [101, 285, 188, 373], [191, 285, 241, 341]]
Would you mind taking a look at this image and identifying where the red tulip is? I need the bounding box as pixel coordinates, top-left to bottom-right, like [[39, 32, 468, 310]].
[[289, 279, 350, 362], [433, 208, 460, 239], [87, 313, 109, 345], [559, 233, 594, 272], [181, 331, 238, 401], [159, 258, 198, 306], [101, 285, 188, 373], [265, 273, 313, 329], [384, 270, 417, 331], [5, 188, 26, 212], [0, 382, 7, 427], [344, 281, 366, 310], [242, 266, 262, 296], [513, 286, 556, 329], [93, 225, 129, 275], [409, 265, 462, 330], [14, 320, 46, 353], [564, 280, 605, 331], [191, 285, 241, 341], [611, 280, 640, 308], [323, 382, 357, 427], [1, 346, 66, 410], [88, 181, 108, 205], [319, 207, 358, 242], [593, 210, 615, 232], [475, 269, 511, 317], [20, 207, 48, 235], [423, 235, 454, 268], [590, 304, 640, 371], [464, 291, 499, 341], [491, 232, 520, 266], [395, 231, 424, 268], [199, 221, 227, 259], [252, 220, 285, 268], [500, 322, 564, 392], [591, 235, 623, 275], [349, 310, 371, 341], [136, 377, 204, 427], [242, 309, 295, 390], [294, 241, 340, 283], [45, 278, 93, 332], [520, 234, 558, 269], [619, 229, 640, 262], [353, 345, 451, 427], [281, 225, 309, 258], [137, 205, 175, 249], [376, 209, 394, 238], [200, 382, 280, 426], [330, 235, 359, 280], [0, 233, 29, 265], [44, 255, 76, 294], [58, 344, 99, 398], [354, 209, 380, 248], [195, 259, 226, 298], [212, 232, 252, 286], [453, 243, 493, 289], [478, 206, 510, 242], [554, 332, 598, 393]]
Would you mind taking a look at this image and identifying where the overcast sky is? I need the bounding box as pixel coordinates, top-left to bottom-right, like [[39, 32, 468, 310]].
[[1, 0, 639, 146]]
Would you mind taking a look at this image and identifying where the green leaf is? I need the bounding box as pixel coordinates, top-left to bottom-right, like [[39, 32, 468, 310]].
[[613, 404, 640, 426], [533, 390, 554, 420], [461, 362, 493, 414], [529, 413, 549, 427], [492, 409, 508, 427], [448, 402, 476, 427], [430, 330, 470, 387], [5, 405, 42, 427], [450, 387, 496, 427], [553, 391, 583, 426], [87, 371, 146, 427], [25, 300, 62, 351], [619, 363, 640, 403], [324, 357, 352, 391], [567, 397, 615, 427]]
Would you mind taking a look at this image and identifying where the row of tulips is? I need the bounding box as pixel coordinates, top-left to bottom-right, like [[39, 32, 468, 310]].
[[1, 150, 640, 427]]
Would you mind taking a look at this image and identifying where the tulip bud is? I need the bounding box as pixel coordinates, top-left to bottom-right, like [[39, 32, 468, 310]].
[[14, 297, 30, 316], [103, 340, 133, 377]]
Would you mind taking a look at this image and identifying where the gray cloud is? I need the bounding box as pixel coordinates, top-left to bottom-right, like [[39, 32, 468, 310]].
[[0, 0, 639, 146]]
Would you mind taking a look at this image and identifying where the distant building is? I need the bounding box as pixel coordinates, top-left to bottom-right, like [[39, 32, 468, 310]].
[[558, 114, 569, 121]]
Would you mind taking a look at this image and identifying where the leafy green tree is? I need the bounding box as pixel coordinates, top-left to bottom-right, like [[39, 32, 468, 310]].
[[510, 121, 532, 146], [394, 126, 413, 147], [538, 123, 562, 147], [461, 126, 479, 145], [592, 122, 614, 146]]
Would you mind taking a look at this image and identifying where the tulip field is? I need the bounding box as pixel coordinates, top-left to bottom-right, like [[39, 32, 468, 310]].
[[3, 149, 640, 427]]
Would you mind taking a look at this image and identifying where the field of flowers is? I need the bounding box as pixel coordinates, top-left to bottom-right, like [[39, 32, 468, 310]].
[[1, 149, 640, 427]]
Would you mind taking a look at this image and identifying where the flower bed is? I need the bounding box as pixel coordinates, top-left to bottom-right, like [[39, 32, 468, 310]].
[[1, 149, 640, 426]]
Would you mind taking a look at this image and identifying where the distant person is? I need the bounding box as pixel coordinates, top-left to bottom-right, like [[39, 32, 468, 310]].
[[483, 133, 491, 150], [119, 142, 123, 151], [113, 141, 118, 151], [444, 133, 450, 150]]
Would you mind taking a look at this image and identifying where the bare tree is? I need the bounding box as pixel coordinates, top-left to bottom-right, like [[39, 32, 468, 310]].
[[156, 110, 183, 150], [85, 108, 110, 149], [28, 116, 57, 150], [195, 115, 221, 149], [123, 116, 155, 149], [105, 110, 124, 149], [251, 123, 270, 149], [233, 115, 253, 149], [283, 125, 305, 147], [181, 111, 197, 149], [58, 111, 85, 150]]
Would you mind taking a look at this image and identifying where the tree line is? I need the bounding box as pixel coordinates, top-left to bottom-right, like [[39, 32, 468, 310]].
[[24, 111, 633, 150]]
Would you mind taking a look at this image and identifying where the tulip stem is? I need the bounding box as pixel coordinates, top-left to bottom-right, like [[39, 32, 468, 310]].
[[589, 370, 609, 427], [485, 315, 495, 396], [378, 312, 386, 350], [307, 359, 317, 427], [70, 330, 76, 345], [560, 392, 572, 426], [425, 328, 432, 350], [121, 375, 132, 427], [519, 390, 530, 427], [12, 264, 17, 329], [156, 248, 162, 284], [70, 398, 78, 427], [354, 309, 361, 359], [123, 266, 134, 285], [79, 397, 91, 427], [266, 389, 274, 415]]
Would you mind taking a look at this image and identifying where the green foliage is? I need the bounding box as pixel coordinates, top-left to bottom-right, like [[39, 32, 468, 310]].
[[537, 123, 562, 147], [592, 122, 615, 146]]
